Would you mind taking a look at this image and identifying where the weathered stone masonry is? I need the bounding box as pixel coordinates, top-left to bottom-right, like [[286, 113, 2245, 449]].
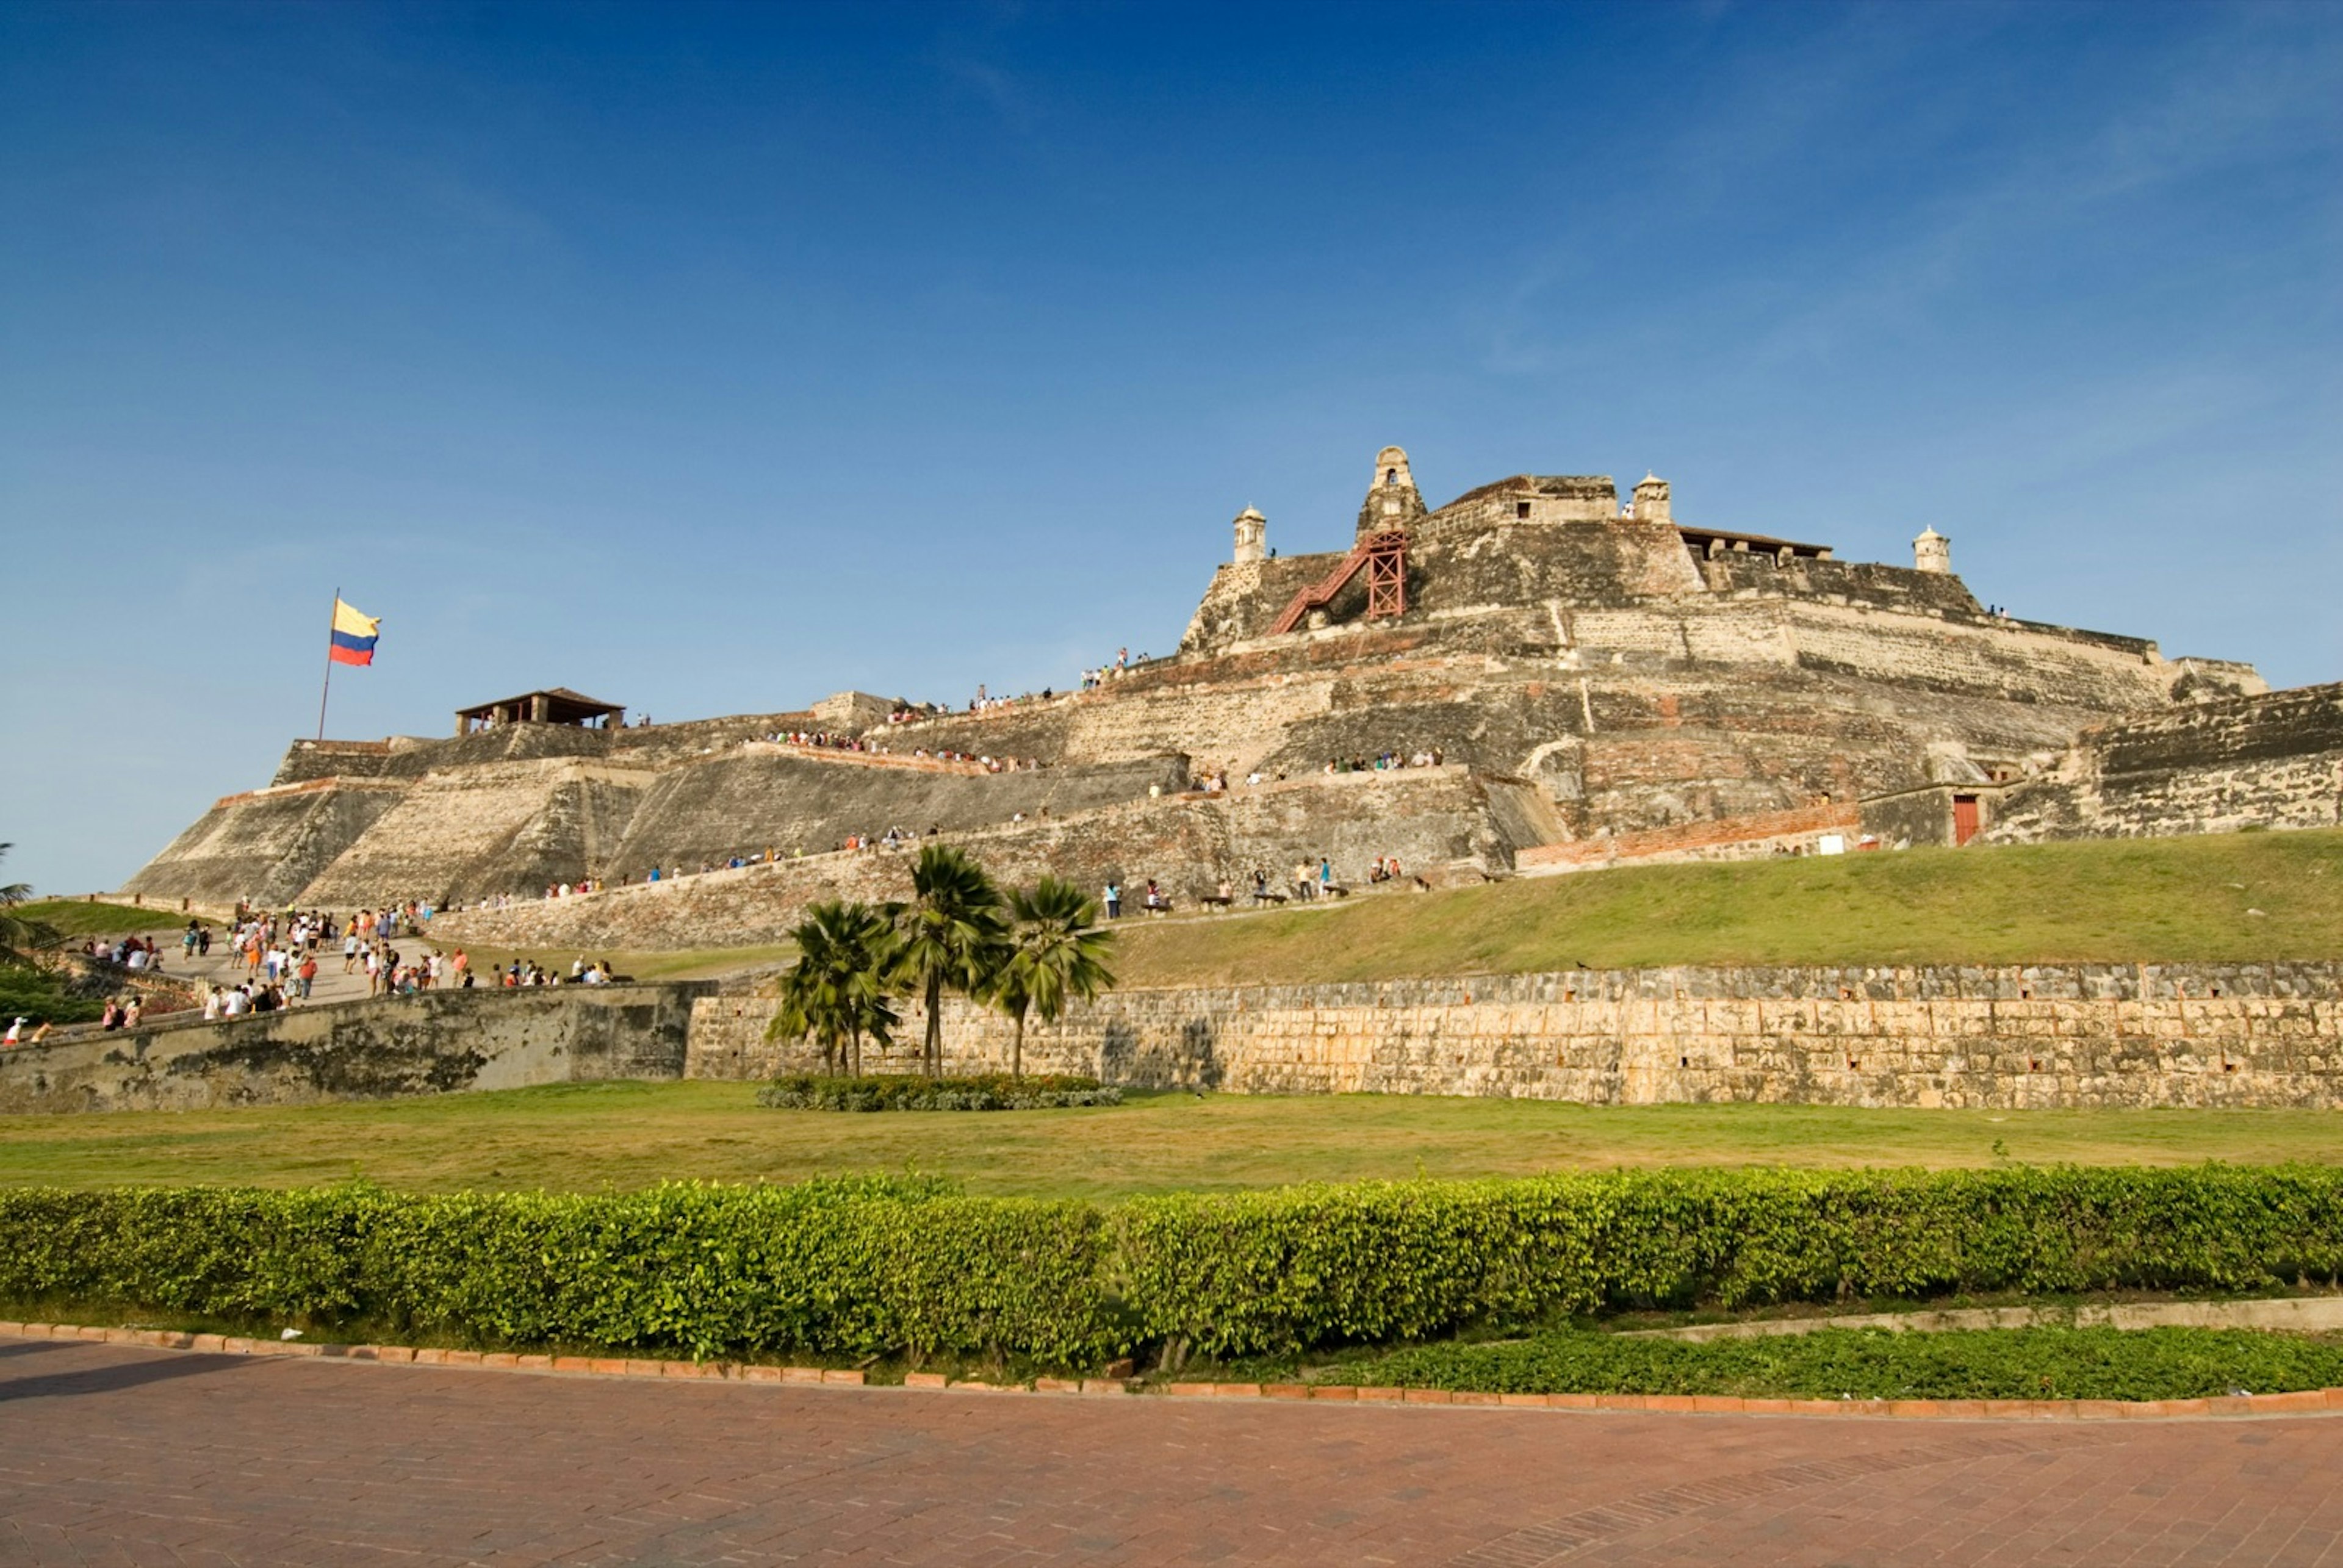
[[8, 965, 2337, 1113], [0, 983, 713, 1115], [124, 441, 2293, 921], [691, 963, 2343, 1111]]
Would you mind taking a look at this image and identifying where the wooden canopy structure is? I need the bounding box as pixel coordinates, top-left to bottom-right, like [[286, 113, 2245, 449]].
[[456, 688, 625, 735]]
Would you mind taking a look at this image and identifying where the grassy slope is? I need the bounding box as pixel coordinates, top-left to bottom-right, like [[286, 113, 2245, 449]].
[[10, 900, 202, 939], [451, 944, 796, 982], [2, 1081, 2339, 1197], [1109, 830, 2343, 988]]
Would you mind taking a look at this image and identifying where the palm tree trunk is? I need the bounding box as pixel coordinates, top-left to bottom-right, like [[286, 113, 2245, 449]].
[[925, 971, 943, 1078], [1012, 1012, 1024, 1080], [847, 1026, 860, 1078]]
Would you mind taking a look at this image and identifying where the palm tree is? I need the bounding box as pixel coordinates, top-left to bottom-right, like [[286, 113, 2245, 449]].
[[767, 901, 898, 1076], [889, 844, 1007, 1078], [0, 845, 58, 967], [992, 876, 1118, 1078]]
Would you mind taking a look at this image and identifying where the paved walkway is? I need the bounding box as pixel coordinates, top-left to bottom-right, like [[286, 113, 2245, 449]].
[[4, 1341, 2342, 1566]]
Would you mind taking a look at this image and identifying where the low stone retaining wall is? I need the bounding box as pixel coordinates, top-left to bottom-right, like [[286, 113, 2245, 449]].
[[688, 962, 2343, 1109], [10, 962, 2338, 1115], [0, 983, 714, 1113]]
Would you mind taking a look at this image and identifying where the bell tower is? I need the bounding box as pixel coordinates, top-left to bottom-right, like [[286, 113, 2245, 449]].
[[1356, 445, 1428, 541]]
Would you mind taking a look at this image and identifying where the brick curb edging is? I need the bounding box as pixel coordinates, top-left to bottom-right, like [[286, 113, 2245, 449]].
[[8, 1320, 2340, 1420]]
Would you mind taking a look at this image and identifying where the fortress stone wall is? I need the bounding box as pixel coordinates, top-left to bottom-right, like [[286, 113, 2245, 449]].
[[688, 962, 2343, 1111], [123, 442, 2312, 919], [0, 983, 711, 1114], [1981, 684, 2343, 845], [9, 962, 2336, 1114], [431, 765, 1521, 950]]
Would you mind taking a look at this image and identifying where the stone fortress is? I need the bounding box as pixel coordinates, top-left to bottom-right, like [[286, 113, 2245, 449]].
[[126, 444, 2343, 956]]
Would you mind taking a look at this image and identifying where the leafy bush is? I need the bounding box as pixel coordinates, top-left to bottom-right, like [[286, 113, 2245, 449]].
[[2, 1165, 2340, 1368], [757, 1073, 1121, 1111], [1343, 1326, 2343, 1401], [0, 962, 104, 1026], [1110, 1165, 2343, 1355], [0, 1177, 1117, 1365]]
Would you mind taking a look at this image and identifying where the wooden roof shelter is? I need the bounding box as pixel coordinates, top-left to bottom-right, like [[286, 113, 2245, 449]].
[[456, 688, 625, 735]]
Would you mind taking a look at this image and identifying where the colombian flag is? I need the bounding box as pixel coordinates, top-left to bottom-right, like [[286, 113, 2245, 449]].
[[329, 599, 381, 666]]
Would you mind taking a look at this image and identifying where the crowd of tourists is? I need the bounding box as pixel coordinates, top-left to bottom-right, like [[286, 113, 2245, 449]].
[[754, 727, 1046, 773], [1326, 749, 1445, 772]]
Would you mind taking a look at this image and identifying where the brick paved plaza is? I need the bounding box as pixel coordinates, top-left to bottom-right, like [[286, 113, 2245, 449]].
[[4, 1340, 2342, 1565]]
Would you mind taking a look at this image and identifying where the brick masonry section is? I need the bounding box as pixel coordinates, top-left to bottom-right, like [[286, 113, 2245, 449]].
[[691, 960, 2343, 1109]]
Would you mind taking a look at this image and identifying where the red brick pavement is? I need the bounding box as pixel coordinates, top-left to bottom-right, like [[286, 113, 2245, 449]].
[[2, 1339, 2341, 1566]]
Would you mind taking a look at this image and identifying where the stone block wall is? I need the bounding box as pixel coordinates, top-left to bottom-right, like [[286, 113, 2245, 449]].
[[1985, 683, 2343, 843], [605, 749, 1184, 876], [431, 766, 1514, 951], [1517, 804, 1861, 872], [689, 962, 2343, 1110], [299, 759, 657, 907], [270, 739, 393, 786], [122, 779, 408, 909], [0, 982, 713, 1114]]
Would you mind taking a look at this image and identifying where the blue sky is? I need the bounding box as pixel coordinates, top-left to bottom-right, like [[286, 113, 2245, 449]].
[[3, 1, 2338, 896]]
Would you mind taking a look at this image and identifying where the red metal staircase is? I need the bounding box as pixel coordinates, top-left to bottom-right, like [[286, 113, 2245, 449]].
[[1268, 530, 1409, 635]]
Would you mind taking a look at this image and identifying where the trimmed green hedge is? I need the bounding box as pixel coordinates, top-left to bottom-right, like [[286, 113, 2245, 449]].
[[1342, 1326, 2343, 1401], [2, 1166, 2339, 1367], [757, 1073, 1121, 1111], [1115, 1165, 2343, 1354], [0, 1178, 1116, 1364]]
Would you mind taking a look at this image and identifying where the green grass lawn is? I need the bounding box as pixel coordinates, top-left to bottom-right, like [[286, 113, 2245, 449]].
[[449, 943, 796, 982], [9, 899, 204, 939], [1110, 829, 2343, 987], [2, 1081, 2339, 1197]]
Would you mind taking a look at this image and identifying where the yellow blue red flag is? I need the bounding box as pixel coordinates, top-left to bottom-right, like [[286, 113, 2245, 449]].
[[329, 599, 380, 666]]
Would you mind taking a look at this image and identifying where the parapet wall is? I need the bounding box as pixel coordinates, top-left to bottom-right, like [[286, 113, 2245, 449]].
[[689, 962, 2343, 1110]]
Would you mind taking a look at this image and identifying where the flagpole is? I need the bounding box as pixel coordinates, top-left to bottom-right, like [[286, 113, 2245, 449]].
[[317, 586, 339, 742]]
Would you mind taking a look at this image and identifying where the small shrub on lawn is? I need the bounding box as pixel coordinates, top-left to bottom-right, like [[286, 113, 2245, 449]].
[[1338, 1326, 2343, 1401], [757, 1073, 1121, 1111]]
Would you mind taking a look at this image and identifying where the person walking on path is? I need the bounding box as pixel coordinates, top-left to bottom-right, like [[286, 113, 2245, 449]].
[[1103, 880, 1121, 919]]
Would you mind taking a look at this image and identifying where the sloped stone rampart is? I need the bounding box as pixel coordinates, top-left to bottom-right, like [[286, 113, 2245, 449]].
[[432, 767, 1513, 950], [0, 984, 712, 1113], [1985, 684, 2343, 844], [298, 758, 655, 908], [605, 750, 1184, 875], [121, 779, 408, 908], [689, 962, 2343, 1110]]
